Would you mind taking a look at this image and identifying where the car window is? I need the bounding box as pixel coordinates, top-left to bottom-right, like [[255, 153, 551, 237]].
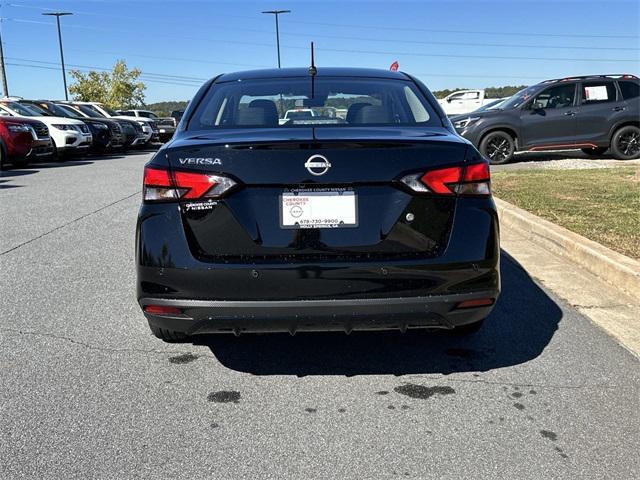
[[618, 81, 640, 100], [1, 101, 41, 116], [101, 106, 119, 116], [78, 105, 106, 118], [139, 111, 158, 118], [21, 103, 50, 116], [581, 82, 617, 104], [121, 110, 135, 116], [38, 103, 71, 117], [532, 84, 576, 110], [500, 85, 540, 109], [189, 77, 439, 129], [58, 104, 84, 117]]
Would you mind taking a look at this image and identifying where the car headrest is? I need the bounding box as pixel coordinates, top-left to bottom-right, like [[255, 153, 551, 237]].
[[242, 99, 278, 126], [237, 108, 270, 126], [352, 105, 393, 124], [346, 102, 372, 123]]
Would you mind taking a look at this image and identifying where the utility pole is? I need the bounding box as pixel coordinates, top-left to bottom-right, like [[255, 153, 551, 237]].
[[0, 23, 8, 97], [42, 12, 73, 100], [262, 9, 290, 68]]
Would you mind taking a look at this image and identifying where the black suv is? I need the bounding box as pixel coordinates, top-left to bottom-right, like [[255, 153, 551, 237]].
[[136, 67, 500, 342], [451, 74, 640, 164]]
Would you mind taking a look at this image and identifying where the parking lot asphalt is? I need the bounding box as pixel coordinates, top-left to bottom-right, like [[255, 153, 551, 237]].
[[1, 152, 639, 479]]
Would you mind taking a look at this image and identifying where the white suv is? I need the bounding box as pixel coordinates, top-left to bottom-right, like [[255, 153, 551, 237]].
[[66, 102, 156, 144], [0, 100, 92, 156]]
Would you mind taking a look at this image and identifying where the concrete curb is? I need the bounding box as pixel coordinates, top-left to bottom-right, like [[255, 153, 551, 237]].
[[495, 197, 640, 299]]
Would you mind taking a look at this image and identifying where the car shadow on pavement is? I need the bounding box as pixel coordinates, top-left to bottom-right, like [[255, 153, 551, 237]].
[[196, 251, 562, 376]]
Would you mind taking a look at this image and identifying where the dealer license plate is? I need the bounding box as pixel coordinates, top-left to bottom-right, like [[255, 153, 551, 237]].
[[280, 190, 357, 229]]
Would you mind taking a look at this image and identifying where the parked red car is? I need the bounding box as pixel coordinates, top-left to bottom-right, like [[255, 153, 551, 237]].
[[0, 116, 53, 170]]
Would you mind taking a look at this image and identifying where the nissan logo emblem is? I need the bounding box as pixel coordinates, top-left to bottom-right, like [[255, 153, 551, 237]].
[[305, 154, 331, 176]]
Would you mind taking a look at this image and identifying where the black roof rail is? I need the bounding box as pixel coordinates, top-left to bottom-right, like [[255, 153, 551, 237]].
[[542, 74, 638, 83]]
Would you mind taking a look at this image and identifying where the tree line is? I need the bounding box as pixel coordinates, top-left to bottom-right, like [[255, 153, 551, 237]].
[[66, 60, 528, 112]]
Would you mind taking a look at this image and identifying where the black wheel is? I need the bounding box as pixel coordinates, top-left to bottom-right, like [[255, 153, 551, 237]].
[[149, 323, 189, 343], [12, 157, 28, 168], [611, 125, 640, 160], [451, 318, 485, 335], [0, 143, 5, 171], [581, 147, 608, 156], [51, 139, 64, 162], [479, 131, 515, 165]]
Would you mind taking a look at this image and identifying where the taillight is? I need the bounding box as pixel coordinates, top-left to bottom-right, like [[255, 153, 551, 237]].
[[143, 305, 183, 315], [400, 162, 490, 196], [143, 166, 237, 202]]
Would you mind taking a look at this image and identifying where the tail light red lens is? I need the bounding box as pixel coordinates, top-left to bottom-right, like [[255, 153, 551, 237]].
[[143, 305, 183, 315], [400, 162, 490, 196], [143, 166, 237, 202], [420, 167, 462, 195]]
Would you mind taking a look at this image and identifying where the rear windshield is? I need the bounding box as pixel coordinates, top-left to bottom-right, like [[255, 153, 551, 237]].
[[188, 77, 441, 130]]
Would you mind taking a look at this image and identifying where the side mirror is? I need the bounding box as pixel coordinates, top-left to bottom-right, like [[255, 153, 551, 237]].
[[446, 97, 452, 103]]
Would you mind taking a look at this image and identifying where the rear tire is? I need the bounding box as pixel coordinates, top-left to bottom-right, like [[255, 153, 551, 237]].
[[0, 144, 5, 171], [149, 323, 189, 343], [479, 131, 515, 165], [611, 125, 640, 160], [581, 147, 608, 156]]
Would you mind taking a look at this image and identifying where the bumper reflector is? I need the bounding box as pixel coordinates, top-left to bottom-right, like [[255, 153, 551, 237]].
[[455, 298, 495, 309], [143, 305, 182, 315]]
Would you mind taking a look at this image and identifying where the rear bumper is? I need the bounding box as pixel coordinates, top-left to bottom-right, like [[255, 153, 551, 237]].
[[141, 290, 498, 335]]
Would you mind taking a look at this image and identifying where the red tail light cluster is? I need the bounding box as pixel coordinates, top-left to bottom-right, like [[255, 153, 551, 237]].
[[400, 162, 490, 196], [143, 167, 237, 202]]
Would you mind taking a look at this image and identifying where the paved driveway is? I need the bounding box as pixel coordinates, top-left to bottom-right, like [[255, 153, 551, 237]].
[[1, 152, 638, 479]]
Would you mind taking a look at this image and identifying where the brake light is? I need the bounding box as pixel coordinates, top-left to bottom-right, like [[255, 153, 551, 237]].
[[143, 166, 237, 202], [400, 162, 490, 196]]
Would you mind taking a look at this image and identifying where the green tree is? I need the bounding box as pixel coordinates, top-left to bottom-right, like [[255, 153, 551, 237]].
[[69, 60, 146, 109]]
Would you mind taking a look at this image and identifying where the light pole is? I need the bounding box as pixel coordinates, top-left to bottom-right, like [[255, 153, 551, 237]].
[[0, 24, 9, 97], [262, 9, 290, 68], [42, 12, 72, 100]]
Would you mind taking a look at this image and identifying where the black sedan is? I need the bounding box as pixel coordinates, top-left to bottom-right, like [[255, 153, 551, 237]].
[[136, 67, 500, 342]]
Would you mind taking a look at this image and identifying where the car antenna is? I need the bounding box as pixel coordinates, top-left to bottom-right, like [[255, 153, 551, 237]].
[[308, 41, 317, 98]]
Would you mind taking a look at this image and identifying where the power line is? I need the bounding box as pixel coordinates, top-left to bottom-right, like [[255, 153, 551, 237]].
[[3, 56, 553, 84], [270, 17, 640, 40], [5, 57, 207, 88], [5, 17, 637, 63], [7, 2, 638, 40], [5, 62, 202, 87], [6, 56, 206, 81], [317, 46, 637, 63]]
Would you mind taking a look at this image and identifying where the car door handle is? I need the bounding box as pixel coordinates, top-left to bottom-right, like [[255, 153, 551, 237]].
[[613, 106, 626, 112], [564, 111, 576, 116]]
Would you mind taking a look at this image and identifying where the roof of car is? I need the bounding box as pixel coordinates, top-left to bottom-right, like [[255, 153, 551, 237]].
[[215, 67, 410, 83]]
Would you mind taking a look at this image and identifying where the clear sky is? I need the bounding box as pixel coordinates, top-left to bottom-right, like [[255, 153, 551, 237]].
[[1, 0, 638, 103]]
